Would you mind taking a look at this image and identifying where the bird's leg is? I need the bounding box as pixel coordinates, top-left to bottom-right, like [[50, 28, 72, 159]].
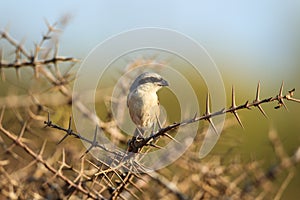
[[135, 127, 144, 139], [150, 124, 156, 138], [150, 114, 162, 137], [148, 114, 161, 144], [156, 114, 162, 130]]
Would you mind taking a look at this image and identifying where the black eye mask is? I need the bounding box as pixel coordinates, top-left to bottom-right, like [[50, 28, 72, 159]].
[[138, 77, 162, 85]]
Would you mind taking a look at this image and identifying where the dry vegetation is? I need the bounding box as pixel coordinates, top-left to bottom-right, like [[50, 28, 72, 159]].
[[0, 19, 300, 200]]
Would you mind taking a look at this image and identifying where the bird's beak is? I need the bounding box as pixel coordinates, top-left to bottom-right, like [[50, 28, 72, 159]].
[[159, 79, 169, 87]]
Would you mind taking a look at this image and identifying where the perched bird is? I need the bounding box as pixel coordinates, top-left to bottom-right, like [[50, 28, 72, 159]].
[[127, 72, 169, 138]]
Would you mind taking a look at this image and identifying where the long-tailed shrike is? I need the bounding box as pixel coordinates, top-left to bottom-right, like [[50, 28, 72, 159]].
[[127, 72, 169, 138]]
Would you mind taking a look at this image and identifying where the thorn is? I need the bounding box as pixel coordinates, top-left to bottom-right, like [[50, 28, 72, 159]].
[[34, 43, 40, 59], [18, 121, 28, 139], [193, 112, 197, 120], [279, 81, 284, 97], [93, 125, 98, 142], [163, 132, 180, 144], [80, 125, 99, 159], [233, 111, 244, 129], [282, 101, 288, 110], [57, 133, 70, 145], [220, 108, 226, 113], [57, 117, 73, 144], [80, 153, 86, 160], [206, 93, 211, 115], [34, 65, 39, 79], [149, 143, 165, 150], [244, 100, 250, 109], [38, 139, 47, 156], [43, 18, 50, 29], [258, 105, 268, 119], [231, 85, 236, 108], [54, 42, 59, 58], [44, 18, 58, 33], [230, 86, 244, 129], [207, 118, 218, 135], [205, 93, 218, 135], [279, 81, 288, 110], [256, 81, 261, 101], [156, 114, 161, 130], [43, 111, 52, 128], [16, 68, 20, 80], [68, 116, 72, 130], [253, 82, 268, 118], [0, 106, 6, 125], [135, 128, 144, 138]]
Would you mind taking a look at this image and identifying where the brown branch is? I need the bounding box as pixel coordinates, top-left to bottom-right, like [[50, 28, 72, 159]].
[[147, 171, 188, 200], [42, 81, 300, 157], [0, 20, 127, 143], [0, 107, 101, 199]]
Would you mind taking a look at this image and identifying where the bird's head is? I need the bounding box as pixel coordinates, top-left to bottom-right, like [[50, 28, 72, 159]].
[[129, 72, 169, 93]]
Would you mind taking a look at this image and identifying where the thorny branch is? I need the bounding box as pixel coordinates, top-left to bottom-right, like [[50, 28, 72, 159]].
[[43, 80, 300, 156], [127, 81, 300, 152]]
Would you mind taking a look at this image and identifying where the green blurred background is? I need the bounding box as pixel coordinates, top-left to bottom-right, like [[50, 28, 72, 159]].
[[1, 1, 299, 199]]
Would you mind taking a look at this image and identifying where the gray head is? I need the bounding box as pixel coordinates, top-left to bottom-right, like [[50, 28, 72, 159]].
[[129, 72, 169, 92]]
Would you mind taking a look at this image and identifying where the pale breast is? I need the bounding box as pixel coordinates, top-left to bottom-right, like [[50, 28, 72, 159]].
[[127, 90, 160, 129]]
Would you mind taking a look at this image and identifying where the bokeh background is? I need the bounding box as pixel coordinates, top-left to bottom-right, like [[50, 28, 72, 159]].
[[1, 1, 300, 199]]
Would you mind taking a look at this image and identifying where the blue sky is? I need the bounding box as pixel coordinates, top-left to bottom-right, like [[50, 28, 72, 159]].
[[1, 1, 300, 84]]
